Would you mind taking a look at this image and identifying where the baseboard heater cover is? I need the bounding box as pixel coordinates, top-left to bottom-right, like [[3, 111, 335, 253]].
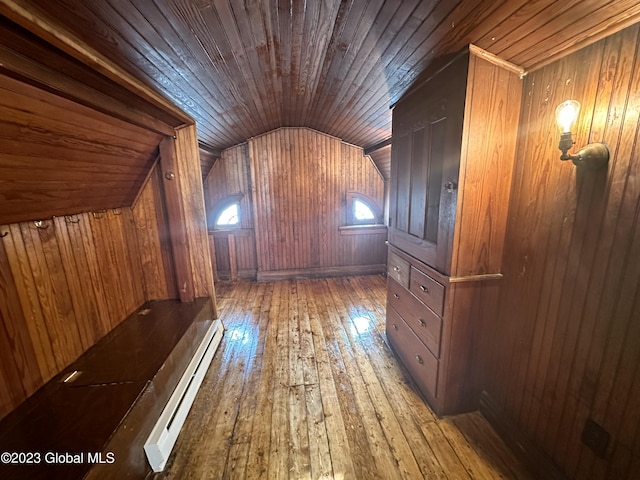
[[144, 318, 224, 472]]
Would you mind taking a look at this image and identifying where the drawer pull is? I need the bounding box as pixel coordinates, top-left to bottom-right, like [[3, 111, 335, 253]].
[[420, 285, 429, 293], [393, 265, 401, 272], [416, 355, 424, 365], [418, 319, 426, 327], [392, 324, 398, 331], [393, 293, 399, 299]]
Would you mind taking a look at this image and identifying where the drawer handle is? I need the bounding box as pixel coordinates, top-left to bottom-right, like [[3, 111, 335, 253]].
[[420, 285, 429, 293], [393, 265, 401, 272], [418, 319, 426, 327], [393, 293, 399, 299], [392, 324, 398, 331], [416, 355, 424, 365]]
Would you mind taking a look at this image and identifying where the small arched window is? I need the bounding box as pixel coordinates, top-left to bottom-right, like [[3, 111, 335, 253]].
[[216, 203, 240, 227], [346, 192, 381, 225], [353, 198, 376, 222], [209, 195, 243, 230]]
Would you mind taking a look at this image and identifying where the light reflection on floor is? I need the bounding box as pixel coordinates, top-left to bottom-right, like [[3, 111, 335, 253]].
[[350, 315, 372, 336], [226, 313, 372, 343], [226, 325, 252, 345]]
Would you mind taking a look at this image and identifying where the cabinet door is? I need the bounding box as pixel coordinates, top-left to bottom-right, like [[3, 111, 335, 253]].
[[389, 59, 466, 274]]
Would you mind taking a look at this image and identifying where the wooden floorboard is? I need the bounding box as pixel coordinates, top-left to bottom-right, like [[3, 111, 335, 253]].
[[157, 275, 535, 480]]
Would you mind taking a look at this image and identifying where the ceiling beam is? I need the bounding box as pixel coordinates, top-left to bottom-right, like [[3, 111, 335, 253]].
[[364, 138, 392, 156], [198, 142, 222, 158]]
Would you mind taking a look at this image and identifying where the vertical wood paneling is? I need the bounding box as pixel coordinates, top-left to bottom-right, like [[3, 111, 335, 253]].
[[244, 128, 385, 277], [20, 220, 83, 369], [480, 23, 640, 480], [0, 168, 183, 420], [52, 215, 101, 350], [131, 165, 176, 300], [160, 135, 195, 302], [0, 211, 143, 419], [204, 143, 258, 277], [158, 126, 215, 300], [0, 234, 41, 408], [208, 127, 385, 278]]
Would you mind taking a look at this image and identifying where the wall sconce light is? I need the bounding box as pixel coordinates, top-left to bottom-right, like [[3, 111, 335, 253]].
[[556, 100, 609, 170]]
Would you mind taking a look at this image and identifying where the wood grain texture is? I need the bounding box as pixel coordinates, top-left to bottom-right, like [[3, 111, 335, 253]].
[[173, 126, 215, 301], [246, 128, 386, 278], [478, 23, 640, 480], [0, 71, 162, 225], [161, 275, 535, 479], [7, 0, 639, 179], [389, 47, 522, 277], [0, 15, 178, 136], [160, 135, 195, 302], [0, 1, 190, 129], [0, 297, 215, 480], [205, 129, 386, 279], [160, 126, 215, 302], [0, 210, 148, 420], [203, 143, 258, 279], [131, 165, 177, 300], [0, 160, 199, 420], [451, 52, 523, 277]]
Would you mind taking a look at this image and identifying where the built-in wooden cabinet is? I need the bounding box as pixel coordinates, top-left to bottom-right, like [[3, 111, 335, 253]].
[[388, 54, 467, 275], [386, 46, 522, 416]]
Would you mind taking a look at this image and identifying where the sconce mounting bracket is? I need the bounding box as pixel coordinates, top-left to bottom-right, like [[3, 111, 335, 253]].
[[559, 132, 609, 171]]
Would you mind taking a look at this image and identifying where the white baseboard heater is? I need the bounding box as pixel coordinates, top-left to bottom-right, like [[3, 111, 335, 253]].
[[144, 318, 224, 472]]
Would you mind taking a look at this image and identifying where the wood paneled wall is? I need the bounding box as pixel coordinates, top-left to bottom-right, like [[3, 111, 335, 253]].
[[0, 161, 193, 420], [204, 128, 386, 279], [248, 128, 386, 278], [204, 143, 258, 277], [0, 19, 215, 424], [131, 165, 177, 301], [480, 23, 640, 480]]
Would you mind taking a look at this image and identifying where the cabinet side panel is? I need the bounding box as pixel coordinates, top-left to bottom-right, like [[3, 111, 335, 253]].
[[441, 280, 502, 415], [452, 55, 522, 277]]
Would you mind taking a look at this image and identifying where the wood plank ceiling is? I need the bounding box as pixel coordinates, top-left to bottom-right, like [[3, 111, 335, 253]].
[[3, 0, 640, 179]]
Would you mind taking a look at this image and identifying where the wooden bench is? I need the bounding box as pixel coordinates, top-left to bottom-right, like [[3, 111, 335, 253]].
[[0, 297, 223, 480]]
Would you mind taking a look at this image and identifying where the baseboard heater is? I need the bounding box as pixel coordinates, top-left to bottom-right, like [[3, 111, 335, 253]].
[[144, 318, 224, 472]]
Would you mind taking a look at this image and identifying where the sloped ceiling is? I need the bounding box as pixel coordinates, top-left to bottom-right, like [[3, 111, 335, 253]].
[[2, 0, 640, 180]]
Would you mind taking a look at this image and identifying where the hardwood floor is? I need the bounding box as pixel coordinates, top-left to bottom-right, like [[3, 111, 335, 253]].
[[157, 275, 534, 479]]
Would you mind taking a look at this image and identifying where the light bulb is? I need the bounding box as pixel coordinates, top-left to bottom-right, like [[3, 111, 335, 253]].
[[556, 100, 580, 133]]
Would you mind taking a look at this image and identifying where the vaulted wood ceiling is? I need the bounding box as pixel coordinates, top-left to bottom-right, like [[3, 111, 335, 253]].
[[2, 0, 640, 180]]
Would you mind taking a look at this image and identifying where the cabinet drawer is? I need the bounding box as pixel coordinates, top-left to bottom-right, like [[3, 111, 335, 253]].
[[387, 279, 442, 357], [387, 250, 410, 288], [409, 267, 445, 316], [386, 306, 438, 398]]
